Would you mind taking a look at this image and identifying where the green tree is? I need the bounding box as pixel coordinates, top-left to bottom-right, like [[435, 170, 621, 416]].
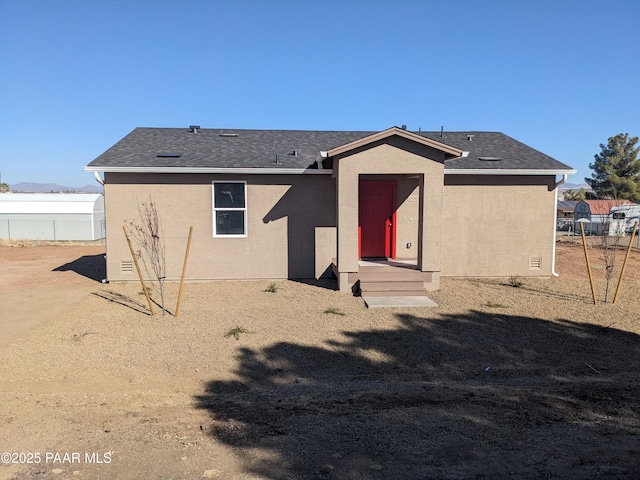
[[562, 188, 587, 201], [585, 133, 640, 200], [0, 183, 9, 193], [562, 187, 596, 201]]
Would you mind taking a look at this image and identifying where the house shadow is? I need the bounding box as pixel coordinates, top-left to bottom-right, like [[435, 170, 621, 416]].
[[289, 277, 339, 291], [262, 178, 336, 281], [53, 253, 106, 282], [195, 311, 640, 479]]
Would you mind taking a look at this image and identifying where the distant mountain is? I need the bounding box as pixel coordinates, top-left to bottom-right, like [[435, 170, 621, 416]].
[[559, 183, 591, 192], [9, 182, 103, 193]]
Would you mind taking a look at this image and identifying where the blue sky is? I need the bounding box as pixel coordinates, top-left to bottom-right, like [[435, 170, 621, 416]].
[[1, 0, 638, 187]]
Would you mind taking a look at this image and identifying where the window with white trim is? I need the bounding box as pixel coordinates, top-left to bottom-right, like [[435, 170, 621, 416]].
[[212, 181, 247, 236]]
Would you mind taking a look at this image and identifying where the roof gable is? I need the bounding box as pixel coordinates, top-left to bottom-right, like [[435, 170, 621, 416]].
[[326, 127, 463, 159]]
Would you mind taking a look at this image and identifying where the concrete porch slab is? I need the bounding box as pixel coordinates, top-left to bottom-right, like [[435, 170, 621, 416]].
[[358, 258, 418, 268], [362, 295, 438, 308]]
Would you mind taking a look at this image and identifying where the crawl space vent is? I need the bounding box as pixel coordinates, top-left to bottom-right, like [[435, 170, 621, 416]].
[[529, 257, 542, 270], [120, 260, 134, 273]]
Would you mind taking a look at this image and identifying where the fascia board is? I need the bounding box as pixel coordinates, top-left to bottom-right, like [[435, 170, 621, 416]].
[[85, 166, 578, 176], [444, 168, 577, 175], [84, 166, 332, 175]]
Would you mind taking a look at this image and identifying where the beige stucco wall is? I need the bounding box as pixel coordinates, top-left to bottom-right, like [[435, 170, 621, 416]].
[[104, 173, 335, 282], [335, 137, 445, 275], [102, 166, 559, 285], [441, 175, 557, 277]]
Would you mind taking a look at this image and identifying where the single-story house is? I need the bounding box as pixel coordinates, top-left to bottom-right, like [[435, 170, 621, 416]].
[[573, 199, 633, 235], [0, 193, 105, 241], [85, 126, 575, 294], [556, 200, 577, 231]]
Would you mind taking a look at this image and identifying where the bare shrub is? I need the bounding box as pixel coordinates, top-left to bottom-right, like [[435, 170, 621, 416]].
[[508, 275, 523, 288], [599, 220, 623, 303], [127, 197, 167, 315]]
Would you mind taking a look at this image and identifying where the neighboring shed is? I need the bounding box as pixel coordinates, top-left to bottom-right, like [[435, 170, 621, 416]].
[[573, 199, 632, 235], [0, 193, 105, 241]]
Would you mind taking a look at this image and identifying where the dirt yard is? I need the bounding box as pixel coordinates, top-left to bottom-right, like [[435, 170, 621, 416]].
[[0, 240, 639, 479]]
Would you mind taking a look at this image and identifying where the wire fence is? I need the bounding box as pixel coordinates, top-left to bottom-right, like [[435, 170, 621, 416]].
[[557, 221, 640, 249]]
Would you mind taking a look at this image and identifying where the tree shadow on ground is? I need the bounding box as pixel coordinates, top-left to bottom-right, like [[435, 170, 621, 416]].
[[53, 253, 106, 282], [91, 290, 150, 315], [467, 278, 591, 303], [195, 311, 640, 479], [93, 287, 173, 316]]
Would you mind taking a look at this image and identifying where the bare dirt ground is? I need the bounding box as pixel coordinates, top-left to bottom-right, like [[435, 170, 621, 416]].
[[0, 240, 639, 479]]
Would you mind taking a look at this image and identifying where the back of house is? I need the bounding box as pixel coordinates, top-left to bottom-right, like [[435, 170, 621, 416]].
[[86, 126, 574, 293]]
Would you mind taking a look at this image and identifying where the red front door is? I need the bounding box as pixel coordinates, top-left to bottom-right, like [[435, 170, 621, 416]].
[[359, 181, 396, 258]]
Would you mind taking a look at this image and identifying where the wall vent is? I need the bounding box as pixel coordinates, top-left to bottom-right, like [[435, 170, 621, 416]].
[[120, 260, 133, 273], [529, 257, 542, 270]]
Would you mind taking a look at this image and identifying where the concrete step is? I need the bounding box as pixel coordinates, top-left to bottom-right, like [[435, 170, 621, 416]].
[[360, 289, 428, 297], [362, 296, 438, 308], [345, 264, 434, 297], [360, 281, 426, 292], [350, 270, 432, 283], [359, 280, 427, 297]]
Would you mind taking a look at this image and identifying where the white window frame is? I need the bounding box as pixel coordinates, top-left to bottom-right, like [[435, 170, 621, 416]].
[[212, 181, 247, 237]]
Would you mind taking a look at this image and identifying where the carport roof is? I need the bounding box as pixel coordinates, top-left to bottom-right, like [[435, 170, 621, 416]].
[[0, 193, 103, 214]]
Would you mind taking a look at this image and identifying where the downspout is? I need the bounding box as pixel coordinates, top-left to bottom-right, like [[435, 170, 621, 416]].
[[552, 174, 568, 276], [93, 171, 108, 282], [316, 151, 328, 169], [92, 171, 105, 240]]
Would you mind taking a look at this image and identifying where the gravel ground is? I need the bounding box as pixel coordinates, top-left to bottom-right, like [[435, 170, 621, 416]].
[[0, 241, 639, 479]]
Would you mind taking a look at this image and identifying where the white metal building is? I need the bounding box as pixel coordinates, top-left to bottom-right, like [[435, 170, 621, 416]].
[[0, 193, 105, 241]]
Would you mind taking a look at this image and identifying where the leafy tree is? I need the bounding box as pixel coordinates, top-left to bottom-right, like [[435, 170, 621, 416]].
[[0, 182, 9, 193], [562, 188, 594, 201], [585, 133, 640, 200]]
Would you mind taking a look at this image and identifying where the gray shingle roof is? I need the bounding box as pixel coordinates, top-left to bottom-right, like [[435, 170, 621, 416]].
[[420, 131, 572, 171], [86, 127, 574, 172]]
